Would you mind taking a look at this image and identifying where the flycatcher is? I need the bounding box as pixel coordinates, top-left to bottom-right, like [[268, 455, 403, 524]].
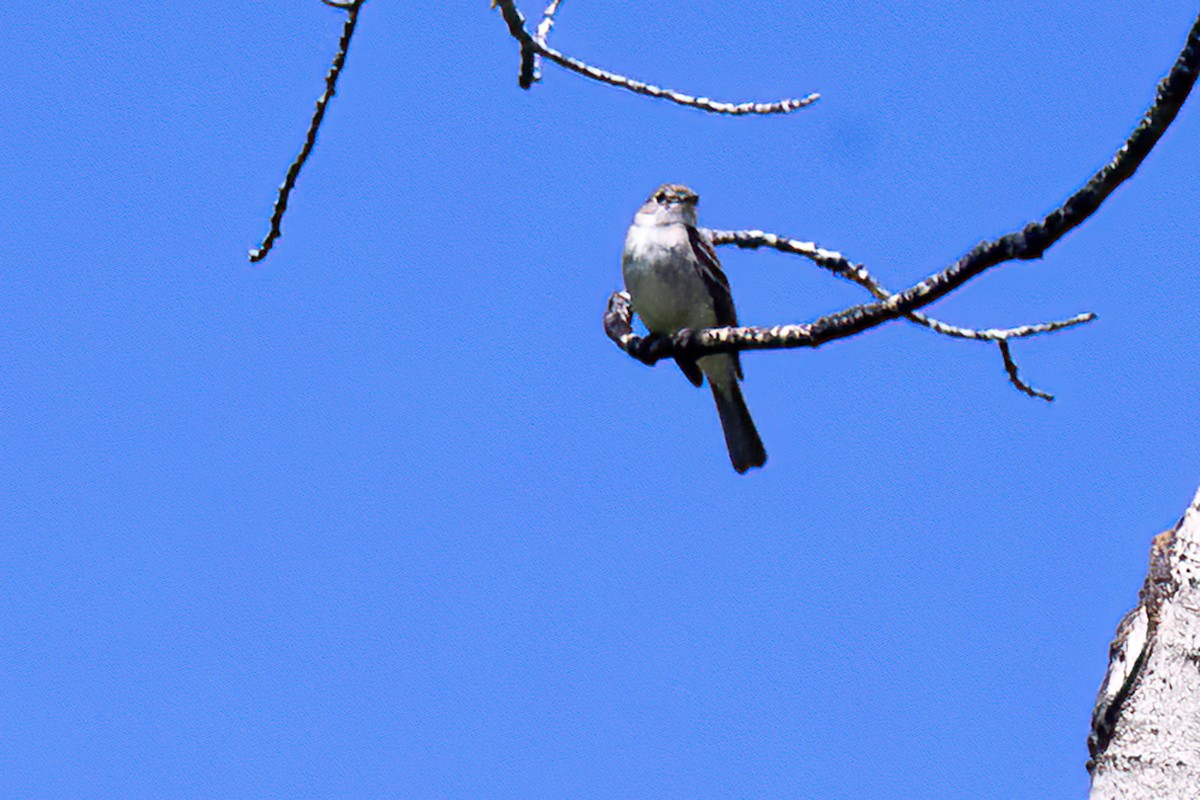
[[621, 184, 767, 473]]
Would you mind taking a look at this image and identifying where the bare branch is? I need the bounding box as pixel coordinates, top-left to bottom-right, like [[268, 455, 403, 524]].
[[249, 1, 366, 263], [707, 229, 882, 290], [872, 10, 1200, 319], [909, 312, 1096, 343], [998, 340, 1054, 401], [532, 0, 566, 82], [536, 0, 565, 43], [605, 290, 819, 362], [707, 230, 1098, 344], [535, 40, 819, 115], [492, 0, 819, 115], [609, 11, 1200, 382], [707, 227, 1095, 398], [492, 0, 539, 89]]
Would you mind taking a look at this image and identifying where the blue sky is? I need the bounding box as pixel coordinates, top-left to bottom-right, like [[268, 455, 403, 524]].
[[3, 2, 1199, 797]]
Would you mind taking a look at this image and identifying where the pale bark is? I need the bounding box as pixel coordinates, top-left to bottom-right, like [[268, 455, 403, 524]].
[[1088, 487, 1200, 798]]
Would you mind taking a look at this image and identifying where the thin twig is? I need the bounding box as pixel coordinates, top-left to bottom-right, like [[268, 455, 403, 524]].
[[249, 1, 366, 263], [536, 39, 819, 115], [920, 313, 1096, 343], [536, 0, 565, 42], [705, 227, 1093, 398], [999, 340, 1054, 401], [492, 0, 818, 114], [706, 229, 1096, 342], [532, 0, 566, 82], [609, 10, 1200, 372]]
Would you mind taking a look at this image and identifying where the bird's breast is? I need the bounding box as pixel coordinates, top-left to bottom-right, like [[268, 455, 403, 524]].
[[622, 222, 716, 334]]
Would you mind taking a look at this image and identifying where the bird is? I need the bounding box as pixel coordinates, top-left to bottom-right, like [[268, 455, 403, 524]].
[[621, 183, 767, 473]]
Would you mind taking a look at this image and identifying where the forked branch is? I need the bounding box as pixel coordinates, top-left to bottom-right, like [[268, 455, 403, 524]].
[[492, 0, 818, 115], [251, 2, 819, 262], [706, 228, 1095, 400], [607, 10, 1200, 398]]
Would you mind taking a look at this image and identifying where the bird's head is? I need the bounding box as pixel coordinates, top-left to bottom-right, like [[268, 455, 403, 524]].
[[638, 183, 700, 226]]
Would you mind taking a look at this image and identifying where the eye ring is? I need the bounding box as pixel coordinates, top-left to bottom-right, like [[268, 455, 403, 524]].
[[655, 192, 667, 204]]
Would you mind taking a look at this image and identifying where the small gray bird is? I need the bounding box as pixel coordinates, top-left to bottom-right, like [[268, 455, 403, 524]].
[[621, 184, 767, 473]]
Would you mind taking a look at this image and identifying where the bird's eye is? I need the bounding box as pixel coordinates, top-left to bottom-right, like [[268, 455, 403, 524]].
[[655, 192, 667, 203]]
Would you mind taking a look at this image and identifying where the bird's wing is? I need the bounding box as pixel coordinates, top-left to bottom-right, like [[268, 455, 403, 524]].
[[687, 225, 742, 379]]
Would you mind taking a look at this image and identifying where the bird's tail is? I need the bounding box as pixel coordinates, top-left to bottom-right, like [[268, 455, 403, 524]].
[[711, 380, 767, 474]]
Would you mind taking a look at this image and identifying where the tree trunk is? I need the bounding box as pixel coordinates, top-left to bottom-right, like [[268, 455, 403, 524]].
[[1089, 487, 1200, 797]]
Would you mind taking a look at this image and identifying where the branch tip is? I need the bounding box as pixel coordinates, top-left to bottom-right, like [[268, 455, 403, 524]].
[[492, 0, 818, 114], [609, 10, 1200, 393], [249, 0, 365, 263], [999, 340, 1054, 402]]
